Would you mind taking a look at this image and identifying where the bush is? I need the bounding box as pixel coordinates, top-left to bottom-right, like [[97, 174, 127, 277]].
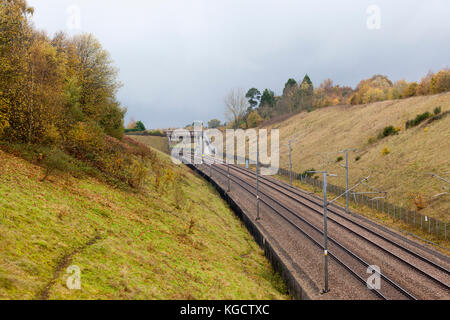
[[146, 130, 166, 137], [246, 110, 263, 128], [301, 168, 316, 177], [355, 156, 361, 161], [336, 156, 343, 162], [434, 106, 442, 115], [381, 147, 390, 156], [66, 122, 105, 160], [411, 193, 427, 210], [41, 148, 70, 181], [405, 112, 431, 129], [379, 126, 399, 139], [127, 157, 148, 188], [124, 128, 143, 133]]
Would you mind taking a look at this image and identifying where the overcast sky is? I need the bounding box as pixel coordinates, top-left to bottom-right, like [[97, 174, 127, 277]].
[[28, 0, 450, 128]]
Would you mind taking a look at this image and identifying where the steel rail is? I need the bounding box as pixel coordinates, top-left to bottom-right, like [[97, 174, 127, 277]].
[[197, 158, 416, 300], [226, 160, 450, 282]]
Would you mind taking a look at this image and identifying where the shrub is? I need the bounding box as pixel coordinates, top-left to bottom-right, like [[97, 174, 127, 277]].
[[301, 168, 316, 177], [379, 126, 399, 139], [405, 112, 431, 129], [41, 148, 69, 181], [368, 137, 376, 144], [336, 156, 343, 162], [42, 124, 61, 145], [246, 110, 263, 128], [434, 106, 442, 115], [355, 156, 361, 161], [187, 218, 196, 234], [381, 147, 390, 156], [412, 193, 427, 210], [127, 157, 148, 188], [174, 182, 185, 210], [146, 130, 166, 137], [66, 122, 105, 160]]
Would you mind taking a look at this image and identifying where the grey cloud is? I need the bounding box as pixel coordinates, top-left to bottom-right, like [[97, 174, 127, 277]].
[[29, 0, 450, 128]]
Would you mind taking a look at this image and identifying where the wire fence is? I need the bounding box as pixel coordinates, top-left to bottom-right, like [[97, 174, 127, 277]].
[[278, 168, 448, 240]]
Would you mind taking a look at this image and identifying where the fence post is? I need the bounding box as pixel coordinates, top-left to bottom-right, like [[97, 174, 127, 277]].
[[436, 220, 439, 237], [322, 172, 329, 294], [256, 136, 260, 221], [227, 162, 230, 192], [289, 141, 293, 185]]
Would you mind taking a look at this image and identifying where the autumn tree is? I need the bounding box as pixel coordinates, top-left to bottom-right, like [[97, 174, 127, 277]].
[[0, 0, 33, 137], [246, 110, 263, 128], [224, 88, 249, 129], [416, 71, 434, 96], [312, 79, 353, 108], [431, 69, 450, 94], [0, 1, 126, 144], [207, 119, 221, 128], [296, 74, 314, 109], [403, 82, 418, 98], [126, 117, 137, 129], [349, 74, 392, 104], [72, 33, 125, 138]]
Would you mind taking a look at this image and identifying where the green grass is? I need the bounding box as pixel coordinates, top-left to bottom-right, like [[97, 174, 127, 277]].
[[0, 148, 288, 300]]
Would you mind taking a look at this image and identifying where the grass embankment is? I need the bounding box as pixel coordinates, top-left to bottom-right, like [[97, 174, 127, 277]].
[[0, 147, 288, 299], [263, 93, 450, 222], [129, 135, 170, 155]]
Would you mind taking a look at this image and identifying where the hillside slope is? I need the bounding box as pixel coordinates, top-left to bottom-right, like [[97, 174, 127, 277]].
[[0, 148, 287, 299], [265, 93, 450, 222], [129, 135, 170, 154]]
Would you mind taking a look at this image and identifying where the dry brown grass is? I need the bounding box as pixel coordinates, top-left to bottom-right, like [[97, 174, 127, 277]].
[[262, 93, 450, 222], [129, 135, 170, 154]]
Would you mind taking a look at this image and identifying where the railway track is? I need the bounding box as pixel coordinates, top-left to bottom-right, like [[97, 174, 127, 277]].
[[182, 152, 450, 300], [223, 162, 450, 277]]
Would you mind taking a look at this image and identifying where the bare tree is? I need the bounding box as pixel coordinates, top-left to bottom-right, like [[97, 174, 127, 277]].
[[224, 88, 249, 129]]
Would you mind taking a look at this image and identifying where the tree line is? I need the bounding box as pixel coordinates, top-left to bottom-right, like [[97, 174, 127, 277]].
[[0, 1, 159, 189], [224, 69, 450, 129], [0, 0, 125, 144]]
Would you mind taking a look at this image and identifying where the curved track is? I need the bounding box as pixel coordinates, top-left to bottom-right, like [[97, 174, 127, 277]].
[[183, 152, 450, 300]]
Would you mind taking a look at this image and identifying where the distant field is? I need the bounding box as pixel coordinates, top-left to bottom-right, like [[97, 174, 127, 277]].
[[129, 135, 170, 154], [261, 93, 450, 222], [0, 148, 287, 299]]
